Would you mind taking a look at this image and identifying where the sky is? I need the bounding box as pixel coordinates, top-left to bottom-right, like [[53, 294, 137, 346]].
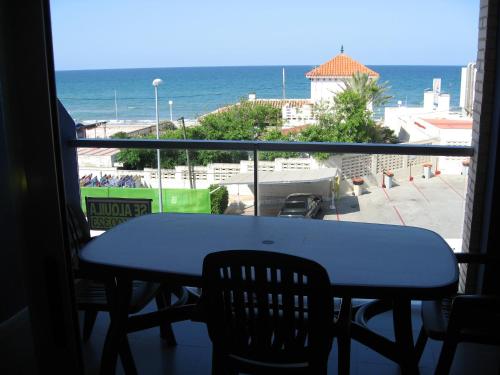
[[50, 0, 479, 71]]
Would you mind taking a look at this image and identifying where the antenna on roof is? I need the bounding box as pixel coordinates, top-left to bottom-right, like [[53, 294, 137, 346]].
[[340, 45, 344, 53]]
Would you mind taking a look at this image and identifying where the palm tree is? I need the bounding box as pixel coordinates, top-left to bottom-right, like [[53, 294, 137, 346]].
[[342, 72, 392, 107]]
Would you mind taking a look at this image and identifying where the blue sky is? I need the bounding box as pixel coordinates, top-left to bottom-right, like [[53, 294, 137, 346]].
[[50, 0, 479, 70]]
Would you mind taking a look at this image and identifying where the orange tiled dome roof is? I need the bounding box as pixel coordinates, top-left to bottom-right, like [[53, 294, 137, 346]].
[[306, 53, 379, 78]]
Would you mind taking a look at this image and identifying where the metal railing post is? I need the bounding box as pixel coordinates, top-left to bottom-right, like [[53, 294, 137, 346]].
[[154, 85, 163, 212], [253, 148, 258, 216]]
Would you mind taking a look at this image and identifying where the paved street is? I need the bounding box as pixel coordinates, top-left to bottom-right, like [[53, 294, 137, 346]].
[[322, 174, 467, 247]]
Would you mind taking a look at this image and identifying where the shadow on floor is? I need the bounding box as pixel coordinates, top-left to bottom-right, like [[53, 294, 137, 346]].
[[80, 300, 500, 375], [336, 195, 361, 215]]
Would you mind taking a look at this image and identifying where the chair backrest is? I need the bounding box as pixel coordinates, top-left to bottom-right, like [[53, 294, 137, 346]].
[[201, 250, 334, 366], [66, 203, 92, 270]]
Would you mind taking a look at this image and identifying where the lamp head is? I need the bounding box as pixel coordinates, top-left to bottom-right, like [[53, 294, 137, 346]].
[[168, 100, 173, 105], [152, 78, 163, 87]]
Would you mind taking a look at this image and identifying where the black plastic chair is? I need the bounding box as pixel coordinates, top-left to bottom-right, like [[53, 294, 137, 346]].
[[66, 203, 186, 345], [415, 253, 500, 374], [197, 250, 352, 375]]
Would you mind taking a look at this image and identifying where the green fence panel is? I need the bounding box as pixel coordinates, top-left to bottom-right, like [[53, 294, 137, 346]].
[[80, 187, 211, 214], [80, 187, 110, 213], [107, 188, 159, 212], [163, 189, 211, 213]]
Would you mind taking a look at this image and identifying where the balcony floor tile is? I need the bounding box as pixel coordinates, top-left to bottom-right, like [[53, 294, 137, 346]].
[[80, 301, 500, 374]]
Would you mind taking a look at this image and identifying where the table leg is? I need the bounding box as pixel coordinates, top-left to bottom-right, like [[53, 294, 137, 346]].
[[100, 278, 137, 375], [155, 285, 177, 346], [393, 299, 419, 375]]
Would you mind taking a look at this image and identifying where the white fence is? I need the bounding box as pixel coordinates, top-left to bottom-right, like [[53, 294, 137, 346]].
[[79, 153, 440, 193]]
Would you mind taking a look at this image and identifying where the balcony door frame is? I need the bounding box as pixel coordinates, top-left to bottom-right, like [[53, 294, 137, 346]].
[[0, 0, 82, 373]]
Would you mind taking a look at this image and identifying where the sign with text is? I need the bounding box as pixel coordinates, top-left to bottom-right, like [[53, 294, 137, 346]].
[[85, 197, 152, 230]]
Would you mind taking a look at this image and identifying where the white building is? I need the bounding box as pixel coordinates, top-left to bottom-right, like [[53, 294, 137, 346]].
[[384, 105, 471, 175], [460, 63, 476, 116], [77, 121, 157, 139], [203, 49, 378, 128], [383, 76, 473, 175], [414, 118, 472, 175], [306, 51, 379, 103], [203, 96, 316, 129], [77, 147, 120, 168]]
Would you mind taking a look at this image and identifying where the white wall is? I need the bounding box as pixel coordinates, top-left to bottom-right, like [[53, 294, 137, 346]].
[[437, 94, 450, 112], [437, 128, 472, 174], [282, 104, 316, 126], [78, 154, 117, 168], [310, 78, 345, 102], [383, 107, 437, 142], [460, 67, 467, 108], [423, 91, 435, 111], [83, 124, 154, 139]]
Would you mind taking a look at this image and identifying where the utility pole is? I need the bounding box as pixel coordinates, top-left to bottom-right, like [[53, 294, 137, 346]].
[[152, 78, 163, 212], [114, 90, 118, 121], [282, 67, 286, 99], [180, 117, 194, 189]]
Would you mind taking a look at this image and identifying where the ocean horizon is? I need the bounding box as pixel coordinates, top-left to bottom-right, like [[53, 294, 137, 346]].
[[55, 65, 465, 123], [56, 63, 464, 72]]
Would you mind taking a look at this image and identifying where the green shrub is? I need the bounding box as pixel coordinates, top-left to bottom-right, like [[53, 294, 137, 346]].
[[209, 184, 229, 214]]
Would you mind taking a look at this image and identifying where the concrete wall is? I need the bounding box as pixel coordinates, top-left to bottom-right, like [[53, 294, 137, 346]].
[[310, 78, 345, 102], [78, 153, 117, 168], [79, 153, 438, 193], [438, 129, 472, 174], [83, 124, 155, 138], [282, 104, 316, 126], [384, 107, 434, 141]]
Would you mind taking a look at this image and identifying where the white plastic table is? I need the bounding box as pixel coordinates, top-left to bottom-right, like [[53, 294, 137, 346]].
[[80, 213, 458, 374]]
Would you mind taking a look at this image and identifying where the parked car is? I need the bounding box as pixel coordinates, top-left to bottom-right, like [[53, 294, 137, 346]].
[[277, 193, 322, 219]]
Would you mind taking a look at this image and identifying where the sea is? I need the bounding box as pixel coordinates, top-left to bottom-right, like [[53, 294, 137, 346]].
[[55, 65, 463, 123]]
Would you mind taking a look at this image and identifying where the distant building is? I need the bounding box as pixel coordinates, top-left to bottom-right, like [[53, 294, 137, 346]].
[[384, 80, 472, 175], [77, 147, 120, 168], [385, 78, 469, 143], [305, 50, 379, 103], [204, 49, 377, 128], [76, 121, 156, 139], [202, 95, 315, 129], [460, 63, 476, 117]]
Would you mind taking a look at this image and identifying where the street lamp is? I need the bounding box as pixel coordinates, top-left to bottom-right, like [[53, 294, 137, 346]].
[[152, 78, 163, 212], [168, 100, 173, 122]]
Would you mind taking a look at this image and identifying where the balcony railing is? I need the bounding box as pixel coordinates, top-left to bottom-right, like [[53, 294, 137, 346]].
[[70, 138, 473, 219], [70, 138, 473, 156]]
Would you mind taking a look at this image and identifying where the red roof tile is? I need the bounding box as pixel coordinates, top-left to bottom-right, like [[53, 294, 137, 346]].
[[422, 118, 472, 129], [306, 53, 379, 78], [77, 147, 120, 156], [281, 125, 311, 135], [202, 99, 312, 117]]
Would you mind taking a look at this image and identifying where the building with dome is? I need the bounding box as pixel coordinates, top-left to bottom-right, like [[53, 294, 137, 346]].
[[306, 48, 379, 103], [204, 48, 379, 128]]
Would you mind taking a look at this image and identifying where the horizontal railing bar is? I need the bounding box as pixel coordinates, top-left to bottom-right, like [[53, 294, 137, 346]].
[[69, 138, 474, 157]]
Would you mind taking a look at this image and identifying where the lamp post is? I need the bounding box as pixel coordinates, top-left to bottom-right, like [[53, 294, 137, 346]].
[[153, 78, 163, 212], [168, 100, 173, 122]]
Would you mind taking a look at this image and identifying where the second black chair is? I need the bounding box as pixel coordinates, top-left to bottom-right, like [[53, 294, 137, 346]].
[[66, 203, 186, 345], [197, 250, 352, 374]]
